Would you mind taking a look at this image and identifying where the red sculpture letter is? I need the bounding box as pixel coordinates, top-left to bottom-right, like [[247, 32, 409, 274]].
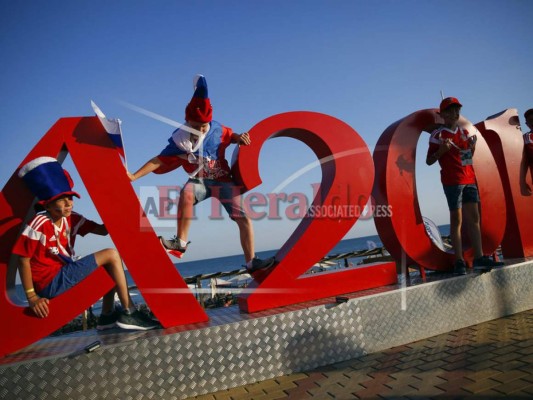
[[477, 109, 533, 257], [0, 117, 207, 357]]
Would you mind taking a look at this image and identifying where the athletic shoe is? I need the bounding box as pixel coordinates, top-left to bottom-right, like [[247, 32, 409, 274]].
[[453, 259, 467, 275], [96, 311, 119, 330], [159, 236, 189, 258], [246, 257, 276, 273], [473, 256, 504, 273], [116, 310, 160, 331]]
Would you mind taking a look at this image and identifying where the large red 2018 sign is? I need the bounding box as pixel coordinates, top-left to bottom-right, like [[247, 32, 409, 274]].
[[0, 109, 531, 357]]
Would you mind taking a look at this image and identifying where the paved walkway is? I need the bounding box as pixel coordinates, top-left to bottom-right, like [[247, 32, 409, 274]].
[[190, 309, 533, 399]]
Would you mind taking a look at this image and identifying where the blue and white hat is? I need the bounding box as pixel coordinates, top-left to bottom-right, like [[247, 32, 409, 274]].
[[18, 157, 80, 204]]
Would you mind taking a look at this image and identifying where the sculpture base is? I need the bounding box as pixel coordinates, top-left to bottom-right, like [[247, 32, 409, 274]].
[[1, 259, 532, 399]]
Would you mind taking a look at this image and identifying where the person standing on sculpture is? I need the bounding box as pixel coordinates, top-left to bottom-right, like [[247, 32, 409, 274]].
[[128, 75, 275, 273], [426, 97, 504, 274]]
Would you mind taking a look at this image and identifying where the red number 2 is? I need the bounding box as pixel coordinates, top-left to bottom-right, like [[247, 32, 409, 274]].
[[233, 112, 397, 313]]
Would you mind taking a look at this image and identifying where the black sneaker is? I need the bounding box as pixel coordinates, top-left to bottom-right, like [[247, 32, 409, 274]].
[[159, 236, 189, 258], [246, 257, 276, 273], [473, 256, 504, 272], [453, 259, 467, 275], [116, 310, 160, 331], [96, 310, 119, 330]]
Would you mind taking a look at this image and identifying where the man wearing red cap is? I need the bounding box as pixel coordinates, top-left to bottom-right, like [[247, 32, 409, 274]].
[[426, 97, 503, 274], [13, 157, 159, 330], [129, 75, 275, 272]]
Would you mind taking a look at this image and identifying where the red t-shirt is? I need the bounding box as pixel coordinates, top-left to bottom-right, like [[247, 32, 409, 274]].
[[12, 211, 98, 292], [427, 126, 476, 186]]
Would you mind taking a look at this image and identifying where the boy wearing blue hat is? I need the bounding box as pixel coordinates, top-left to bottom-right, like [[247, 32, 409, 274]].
[[129, 75, 275, 273], [13, 157, 158, 330]]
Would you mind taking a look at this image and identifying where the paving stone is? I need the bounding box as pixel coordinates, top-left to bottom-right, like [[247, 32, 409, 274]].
[[283, 379, 318, 398], [492, 351, 525, 364], [212, 394, 234, 400], [382, 383, 420, 397], [491, 343, 522, 355], [462, 377, 501, 394], [445, 344, 475, 355], [342, 366, 378, 379], [464, 368, 501, 382], [316, 382, 361, 399], [493, 359, 528, 372], [415, 358, 448, 371], [491, 369, 529, 384], [435, 375, 475, 393], [395, 358, 427, 370], [520, 384, 533, 396], [516, 345, 533, 355], [467, 359, 499, 371], [255, 391, 288, 400], [492, 378, 533, 395], [410, 371, 447, 388], [440, 358, 469, 371], [468, 349, 500, 363], [275, 373, 308, 384], [194, 394, 216, 400], [473, 388, 508, 397]]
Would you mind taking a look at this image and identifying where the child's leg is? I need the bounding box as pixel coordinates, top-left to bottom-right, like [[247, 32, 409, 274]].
[[463, 202, 483, 259], [234, 214, 254, 263], [443, 185, 466, 261], [93, 249, 133, 311], [177, 181, 197, 242], [216, 181, 255, 263], [449, 209, 463, 260], [101, 289, 116, 315]]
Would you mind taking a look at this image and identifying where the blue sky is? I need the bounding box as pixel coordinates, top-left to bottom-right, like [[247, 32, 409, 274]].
[[1, 1, 532, 262]]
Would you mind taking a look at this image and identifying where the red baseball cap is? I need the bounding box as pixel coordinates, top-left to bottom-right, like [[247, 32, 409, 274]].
[[439, 97, 462, 112]]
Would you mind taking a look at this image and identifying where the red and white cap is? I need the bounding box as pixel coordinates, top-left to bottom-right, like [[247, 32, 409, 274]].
[[439, 97, 462, 112]]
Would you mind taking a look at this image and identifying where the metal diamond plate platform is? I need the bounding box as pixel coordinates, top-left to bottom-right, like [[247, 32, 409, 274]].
[[1, 260, 532, 399]]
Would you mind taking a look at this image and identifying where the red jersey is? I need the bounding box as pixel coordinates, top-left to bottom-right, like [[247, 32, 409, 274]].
[[428, 126, 476, 186], [12, 211, 98, 292]]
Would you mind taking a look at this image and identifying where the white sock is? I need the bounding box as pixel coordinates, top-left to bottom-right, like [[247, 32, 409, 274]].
[[179, 238, 188, 248]]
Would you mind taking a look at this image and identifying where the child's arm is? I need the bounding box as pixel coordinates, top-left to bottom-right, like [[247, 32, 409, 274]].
[[18, 256, 49, 318], [90, 223, 108, 236], [232, 132, 251, 146], [426, 140, 452, 166], [128, 156, 164, 181]]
